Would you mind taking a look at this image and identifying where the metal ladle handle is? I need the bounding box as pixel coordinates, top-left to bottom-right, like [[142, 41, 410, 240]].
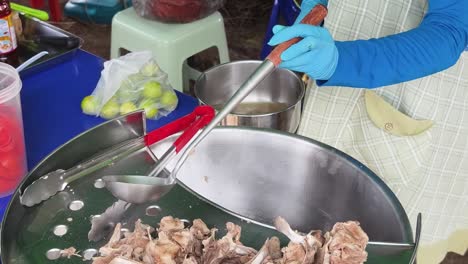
[[168, 5, 328, 182]]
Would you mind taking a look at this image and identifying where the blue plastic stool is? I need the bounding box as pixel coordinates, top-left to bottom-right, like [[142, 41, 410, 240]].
[[260, 0, 301, 59]]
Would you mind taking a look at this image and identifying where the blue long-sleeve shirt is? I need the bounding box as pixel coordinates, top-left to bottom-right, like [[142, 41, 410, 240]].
[[318, 0, 468, 88]]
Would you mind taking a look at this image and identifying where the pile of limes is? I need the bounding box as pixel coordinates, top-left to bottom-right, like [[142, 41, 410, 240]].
[[81, 60, 178, 120]]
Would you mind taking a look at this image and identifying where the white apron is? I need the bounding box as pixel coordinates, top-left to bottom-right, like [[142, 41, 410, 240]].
[[298, 0, 468, 263]]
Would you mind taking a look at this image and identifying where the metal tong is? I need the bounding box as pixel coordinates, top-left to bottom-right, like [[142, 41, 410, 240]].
[[19, 106, 214, 207]]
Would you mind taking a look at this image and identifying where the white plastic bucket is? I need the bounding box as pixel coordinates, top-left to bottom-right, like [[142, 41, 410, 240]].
[[0, 62, 27, 198]]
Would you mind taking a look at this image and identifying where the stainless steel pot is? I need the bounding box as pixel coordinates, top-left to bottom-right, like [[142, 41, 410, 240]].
[[194, 60, 304, 133], [1, 112, 416, 263]]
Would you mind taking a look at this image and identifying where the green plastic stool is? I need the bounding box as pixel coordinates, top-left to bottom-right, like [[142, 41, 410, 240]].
[[111, 7, 230, 92]]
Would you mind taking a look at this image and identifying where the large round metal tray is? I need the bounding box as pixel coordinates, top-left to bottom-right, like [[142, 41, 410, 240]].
[[1, 111, 415, 263]]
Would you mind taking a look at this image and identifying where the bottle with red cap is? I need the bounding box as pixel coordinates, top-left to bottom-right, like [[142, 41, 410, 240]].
[[0, 0, 17, 57]]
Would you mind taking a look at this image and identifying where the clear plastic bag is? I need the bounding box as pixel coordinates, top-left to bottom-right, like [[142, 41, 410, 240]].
[[132, 0, 226, 23], [81, 51, 179, 120]]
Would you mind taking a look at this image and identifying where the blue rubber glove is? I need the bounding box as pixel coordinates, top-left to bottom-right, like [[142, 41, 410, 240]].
[[295, 0, 328, 24], [268, 24, 339, 81]]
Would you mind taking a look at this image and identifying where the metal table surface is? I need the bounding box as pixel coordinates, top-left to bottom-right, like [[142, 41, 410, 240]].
[[0, 49, 198, 221]]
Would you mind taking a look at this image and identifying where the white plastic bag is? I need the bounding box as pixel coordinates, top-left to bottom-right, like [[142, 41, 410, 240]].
[[81, 51, 179, 120]]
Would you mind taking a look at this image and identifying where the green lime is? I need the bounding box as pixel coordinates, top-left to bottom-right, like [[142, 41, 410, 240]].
[[120, 102, 138, 115], [138, 99, 159, 119], [160, 91, 178, 108], [81, 95, 99, 115], [100, 100, 120, 119], [142, 81, 163, 99]]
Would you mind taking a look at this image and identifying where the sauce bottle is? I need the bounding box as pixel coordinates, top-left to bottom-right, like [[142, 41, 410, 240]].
[[0, 0, 17, 57]]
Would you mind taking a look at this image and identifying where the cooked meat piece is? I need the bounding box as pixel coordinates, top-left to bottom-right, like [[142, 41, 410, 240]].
[[246, 237, 282, 264], [201, 228, 221, 263], [159, 218, 210, 263], [98, 246, 118, 257], [60, 247, 81, 258], [133, 247, 145, 262], [182, 256, 199, 264], [202, 228, 217, 248], [265, 237, 282, 260], [109, 256, 143, 264], [120, 220, 152, 257], [144, 231, 181, 264], [121, 245, 136, 259], [97, 224, 123, 259], [99, 244, 134, 260], [274, 217, 323, 263], [304, 231, 325, 263], [202, 222, 257, 264], [159, 216, 185, 233], [190, 219, 211, 240], [225, 222, 242, 243], [95, 220, 153, 263], [321, 221, 368, 264], [190, 228, 210, 260], [171, 229, 193, 250], [127, 219, 154, 247], [282, 242, 306, 264], [93, 255, 115, 264], [315, 233, 332, 264], [107, 223, 123, 248]]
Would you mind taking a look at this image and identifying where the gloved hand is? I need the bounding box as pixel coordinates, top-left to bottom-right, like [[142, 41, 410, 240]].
[[295, 0, 328, 24], [268, 24, 339, 81]]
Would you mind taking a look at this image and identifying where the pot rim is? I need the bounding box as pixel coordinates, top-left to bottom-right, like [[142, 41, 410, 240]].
[[194, 60, 305, 117]]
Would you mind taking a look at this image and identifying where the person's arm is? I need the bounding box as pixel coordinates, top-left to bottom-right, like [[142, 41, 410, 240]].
[[319, 0, 468, 88]]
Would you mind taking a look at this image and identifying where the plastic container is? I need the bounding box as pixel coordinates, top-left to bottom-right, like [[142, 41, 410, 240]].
[[0, 62, 27, 198], [132, 0, 226, 23]]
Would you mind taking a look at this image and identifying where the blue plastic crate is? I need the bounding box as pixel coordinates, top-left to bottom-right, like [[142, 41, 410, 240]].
[[64, 0, 133, 24]]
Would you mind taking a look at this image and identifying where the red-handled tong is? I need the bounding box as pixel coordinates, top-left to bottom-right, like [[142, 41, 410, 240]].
[[100, 106, 215, 205], [144, 105, 215, 177], [145, 105, 215, 150]]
